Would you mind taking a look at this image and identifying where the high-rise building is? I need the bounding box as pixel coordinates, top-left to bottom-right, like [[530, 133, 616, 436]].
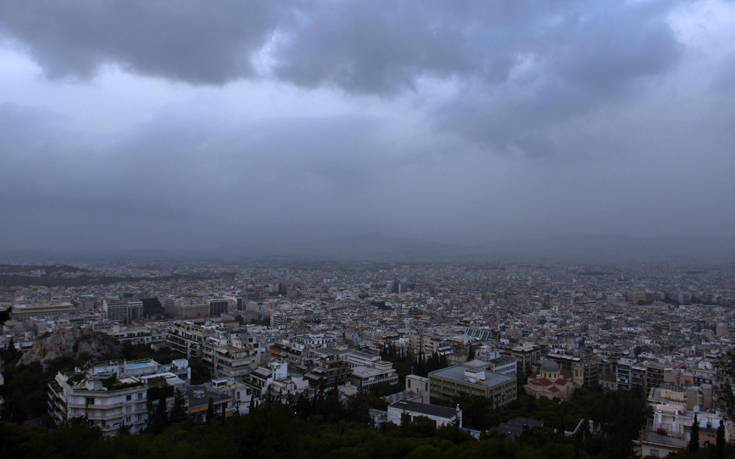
[[103, 300, 143, 323]]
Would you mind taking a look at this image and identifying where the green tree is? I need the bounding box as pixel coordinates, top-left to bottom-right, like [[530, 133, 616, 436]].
[[206, 397, 215, 424], [189, 357, 211, 385], [689, 414, 700, 452], [146, 395, 169, 433], [716, 347, 735, 420], [170, 389, 187, 423]]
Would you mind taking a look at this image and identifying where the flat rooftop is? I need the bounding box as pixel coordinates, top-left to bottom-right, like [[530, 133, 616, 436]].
[[390, 400, 457, 419], [352, 365, 394, 378], [429, 364, 514, 387]]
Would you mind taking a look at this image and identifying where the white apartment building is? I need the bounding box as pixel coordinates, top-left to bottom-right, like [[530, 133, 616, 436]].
[[350, 361, 399, 389], [49, 372, 149, 435], [48, 359, 189, 435]]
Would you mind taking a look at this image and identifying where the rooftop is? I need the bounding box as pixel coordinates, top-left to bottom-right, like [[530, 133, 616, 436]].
[[390, 400, 458, 419], [352, 365, 394, 378], [429, 364, 514, 387]]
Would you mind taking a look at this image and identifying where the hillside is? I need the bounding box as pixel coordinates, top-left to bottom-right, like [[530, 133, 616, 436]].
[[19, 328, 122, 367]]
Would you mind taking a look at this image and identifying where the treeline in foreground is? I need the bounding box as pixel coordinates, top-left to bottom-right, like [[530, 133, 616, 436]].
[[1, 400, 732, 459]]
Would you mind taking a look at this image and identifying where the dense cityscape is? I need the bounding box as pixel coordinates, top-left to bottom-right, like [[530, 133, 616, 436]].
[[1, 258, 734, 457]]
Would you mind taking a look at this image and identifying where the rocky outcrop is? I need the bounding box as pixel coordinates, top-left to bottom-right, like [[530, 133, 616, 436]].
[[19, 327, 122, 367]]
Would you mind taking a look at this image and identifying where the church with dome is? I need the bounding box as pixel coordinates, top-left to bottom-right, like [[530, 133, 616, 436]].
[[524, 359, 583, 401]]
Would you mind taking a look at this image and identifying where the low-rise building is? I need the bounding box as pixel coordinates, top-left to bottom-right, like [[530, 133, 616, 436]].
[[428, 363, 516, 408], [387, 400, 461, 428], [405, 374, 430, 404], [304, 358, 352, 388], [11, 302, 76, 320], [350, 361, 398, 390]]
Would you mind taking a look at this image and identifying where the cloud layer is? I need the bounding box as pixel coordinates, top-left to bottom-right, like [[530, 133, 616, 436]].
[[1, 0, 734, 257]]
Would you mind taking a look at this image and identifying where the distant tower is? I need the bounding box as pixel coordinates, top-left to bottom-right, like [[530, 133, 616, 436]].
[[391, 278, 401, 294]]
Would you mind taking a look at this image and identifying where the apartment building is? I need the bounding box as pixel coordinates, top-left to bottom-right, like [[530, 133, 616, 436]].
[[49, 372, 148, 435], [48, 359, 187, 435], [616, 358, 646, 392], [165, 321, 216, 357], [350, 361, 398, 390], [204, 344, 258, 379], [339, 349, 381, 368], [103, 300, 143, 323], [641, 385, 724, 457], [503, 343, 540, 376], [304, 357, 352, 388]]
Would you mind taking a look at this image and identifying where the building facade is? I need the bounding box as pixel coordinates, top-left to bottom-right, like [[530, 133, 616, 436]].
[[429, 363, 516, 408]]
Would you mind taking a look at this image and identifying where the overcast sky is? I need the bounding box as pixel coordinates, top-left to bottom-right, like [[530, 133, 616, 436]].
[[1, 0, 734, 256]]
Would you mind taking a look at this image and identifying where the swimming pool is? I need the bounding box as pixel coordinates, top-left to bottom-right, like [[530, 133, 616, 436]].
[[127, 362, 153, 369]]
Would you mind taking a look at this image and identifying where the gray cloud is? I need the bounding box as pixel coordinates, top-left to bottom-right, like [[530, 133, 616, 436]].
[[0, 1, 680, 92], [1, 1, 735, 258], [0, 0, 684, 156], [0, 0, 293, 83], [0, 103, 418, 250], [273, 1, 681, 96]]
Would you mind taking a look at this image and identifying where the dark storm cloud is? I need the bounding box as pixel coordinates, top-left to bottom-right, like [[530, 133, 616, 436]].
[[0, 0, 684, 156], [273, 1, 681, 95], [431, 1, 682, 155], [0, 0, 294, 83], [0, 1, 680, 92]]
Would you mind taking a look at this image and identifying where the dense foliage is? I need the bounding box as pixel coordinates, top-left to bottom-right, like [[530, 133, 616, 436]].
[[716, 347, 735, 420], [380, 345, 449, 384], [447, 386, 648, 457], [1, 353, 656, 459], [0, 397, 672, 459]]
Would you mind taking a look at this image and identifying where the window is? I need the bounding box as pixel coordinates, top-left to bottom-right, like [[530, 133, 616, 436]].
[[126, 394, 131, 401]]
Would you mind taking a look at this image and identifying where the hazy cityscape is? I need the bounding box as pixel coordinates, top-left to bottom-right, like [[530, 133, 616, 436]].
[[2, 1, 735, 458], [1, 255, 734, 457]]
